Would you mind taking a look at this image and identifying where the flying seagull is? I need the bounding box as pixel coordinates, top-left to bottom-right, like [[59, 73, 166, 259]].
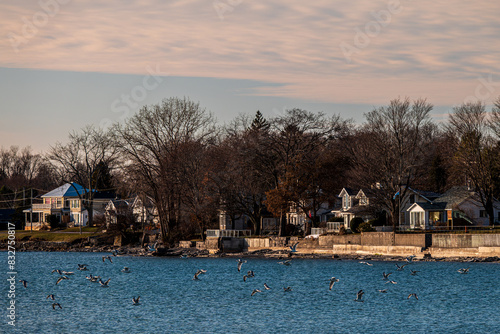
[[132, 296, 141, 305], [395, 263, 408, 271], [251, 289, 262, 296], [102, 256, 113, 264], [385, 280, 397, 285], [121, 267, 131, 273], [99, 278, 111, 287], [193, 269, 207, 280], [289, 242, 299, 253], [19, 280, 27, 288], [78, 264, 89, 271], [263, 283, 271, 290], [61, 271, 74, 275], [46, 294, 55, 300], [377, 289, 388, 293], [457, 267, 470, 274], [56, 276, 69, 285], [382, 272, 392, 280], [237, 259, 247, 272], [406, 255, 416, 263], [354, 290, 364, 302], [52, 269, 62, 275], [283, 286, 292, 292], [408, 293, 418, 300], [410, 270, 420, 276], [359, 261, 373, 266], [329, 277, 339, 290], [278, 260, 292, 266], [52, 303, 62, 309]]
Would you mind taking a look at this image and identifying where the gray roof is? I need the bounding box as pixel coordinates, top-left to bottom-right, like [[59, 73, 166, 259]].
[[434, 186, 476, 209], [412, 202, 447, 211]]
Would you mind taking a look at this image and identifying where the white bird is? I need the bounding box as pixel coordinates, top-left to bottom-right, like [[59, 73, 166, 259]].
[[395, 263, 408, 271], [132, 296, 141, 305], [355, 290, 364, 302], [378, 289, 388, 293], [46, 294, 55, 300], [406, 255, 416, 263], [289, 242, 299, 253], [251, 289, 262, 296], [278, 260, 292, 266], [102, 256, 113, 264], [78, 264, 88, 271], [19, 280, 27, 288], [52, 303, 62, 309], [359, 261, 373, 266], [386, 280, 397, 285], [61, 271, 74, 275], [237, 259, 247, 272], [329, 277, 339, 290], [410, 270, 420, 276], [121, 267, 131, 273], [382, 272, 392, 280], [264, 283, 271, 290], [283, 286, 292, 292], [457, 267, 470, 274]]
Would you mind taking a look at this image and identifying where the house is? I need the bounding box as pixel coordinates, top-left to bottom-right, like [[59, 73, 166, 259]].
[[329, 188, 378, 232], [104, 195, 159, 229], [397, 187, 441, 228], [23, 183, 115, 230], [406, 186, 500, 230]]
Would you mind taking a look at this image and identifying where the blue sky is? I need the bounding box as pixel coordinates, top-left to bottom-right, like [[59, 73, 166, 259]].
[[1, 0, 499, 152]]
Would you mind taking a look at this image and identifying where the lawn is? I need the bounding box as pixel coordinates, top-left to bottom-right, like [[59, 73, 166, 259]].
[[0, 227, 103, 243]]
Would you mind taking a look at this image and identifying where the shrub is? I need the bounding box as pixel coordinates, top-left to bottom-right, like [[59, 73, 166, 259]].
[[358, 221, 375, 232], [47, 214, 60, 229], [349, 217, 364, 233]]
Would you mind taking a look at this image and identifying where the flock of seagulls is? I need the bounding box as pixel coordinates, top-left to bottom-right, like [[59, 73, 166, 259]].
[[18, 246, 475, 311]]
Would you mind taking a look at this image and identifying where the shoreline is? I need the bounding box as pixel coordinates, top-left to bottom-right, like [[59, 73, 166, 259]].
[[2, 240, 499, 263]]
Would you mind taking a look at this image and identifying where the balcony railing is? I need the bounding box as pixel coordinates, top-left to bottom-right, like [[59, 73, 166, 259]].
[[206, 229, 252, 238]]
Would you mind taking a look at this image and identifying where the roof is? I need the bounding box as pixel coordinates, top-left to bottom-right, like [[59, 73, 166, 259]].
[[42, 183, 89, 198], [434, 186, 476, 209], [410, 189, 441, 201], [339, 187, 357, 197], [407, 202, 447, 212]]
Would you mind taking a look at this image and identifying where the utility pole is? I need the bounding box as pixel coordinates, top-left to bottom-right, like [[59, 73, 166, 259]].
[[30, 188, 33, 231]]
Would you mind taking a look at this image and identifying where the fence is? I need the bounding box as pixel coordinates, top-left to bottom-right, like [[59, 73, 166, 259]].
[[206, 229, 252, 238]]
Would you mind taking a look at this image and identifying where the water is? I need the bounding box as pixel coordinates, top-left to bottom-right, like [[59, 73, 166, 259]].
[[1, 252, 499, 334]]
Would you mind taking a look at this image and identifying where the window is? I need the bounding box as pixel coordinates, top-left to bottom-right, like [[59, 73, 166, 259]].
[[71, 200, 80, 208], [409, 194, 415, 204], [410, 211, 425, 228], [359, 197, 367, 205], [344, 194, 349, 209], [479, 210, 487, 218]]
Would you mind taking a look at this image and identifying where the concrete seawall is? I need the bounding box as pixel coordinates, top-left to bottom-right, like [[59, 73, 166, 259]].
[[196, 232, 500, 258]]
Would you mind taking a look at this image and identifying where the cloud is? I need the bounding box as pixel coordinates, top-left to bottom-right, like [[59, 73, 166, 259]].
[[1, 0, 499, 105]]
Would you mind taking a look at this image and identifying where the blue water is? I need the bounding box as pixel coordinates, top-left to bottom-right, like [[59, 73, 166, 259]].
[[1, 252, 498, 334]]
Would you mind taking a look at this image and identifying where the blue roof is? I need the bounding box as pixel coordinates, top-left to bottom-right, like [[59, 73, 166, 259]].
[[41, 183, 90, 198]]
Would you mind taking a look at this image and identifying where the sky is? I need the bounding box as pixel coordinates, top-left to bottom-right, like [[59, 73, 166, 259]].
[[1, 0, 499, 153]]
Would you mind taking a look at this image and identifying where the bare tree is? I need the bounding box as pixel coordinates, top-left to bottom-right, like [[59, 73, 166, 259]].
[[114, 97, 217, 244], [448, 101, 500, 225], [49, 125, 119, 228], [347, 97, 435, 229]]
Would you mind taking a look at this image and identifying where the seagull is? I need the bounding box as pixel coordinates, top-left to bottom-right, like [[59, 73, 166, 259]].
[[395, 263, 408, 271], [99, 278, 111, 287], [247, 270, 255, 278], [61, 271, 74, 275], [283, 286, 292, 292], [51, 269, 63, 275], [410, 270, 420, 276], [289, 242, 299, 253], [406, 255, 416, 263], [52, 303, 62, 309], [359, 261, 373, 266], [278, 260, 292, 266], [111, 250, 118, 256], [132, 296, 141, 305], [102, 256, 113, 264], [19, 280, 27, 288], [408, 293, 418, 300], [148, 242, 158, 252], [78, 264, 88, 271], [121, 267, 131, 273], [382, 272, 392, 280], [354, 290, 364, 302], [263, 283, 271, 290], [243, 275, 248, 282], [251, 289, 262, 296], [180, 254, 188, 259], [56, 276, 69, 285], [377, 289, 388, 293], [457, 267, 470, 274], [46, 294, 55, 300], [386, 280, 397, 285], [193, 269, 207, 280], [329, 277, 339, 290], [237, 259, 247, 272]]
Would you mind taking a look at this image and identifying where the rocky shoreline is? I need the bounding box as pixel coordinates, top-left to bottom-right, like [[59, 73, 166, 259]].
[[2, 240, 499, 263]]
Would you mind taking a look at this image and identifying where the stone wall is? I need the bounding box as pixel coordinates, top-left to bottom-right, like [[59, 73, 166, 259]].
[[433, 234, 500, 248]]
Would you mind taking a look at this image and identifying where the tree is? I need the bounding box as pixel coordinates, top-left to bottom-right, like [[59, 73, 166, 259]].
[[114, 97, 217, 244], [347, 97, 435, 229], [49, 125, 119, 228], [448, 101, 500, 225]]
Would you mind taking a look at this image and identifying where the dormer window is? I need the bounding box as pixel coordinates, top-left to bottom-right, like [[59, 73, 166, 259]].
[[343, 194, 349, 209], [359, 197, 367, 205]]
